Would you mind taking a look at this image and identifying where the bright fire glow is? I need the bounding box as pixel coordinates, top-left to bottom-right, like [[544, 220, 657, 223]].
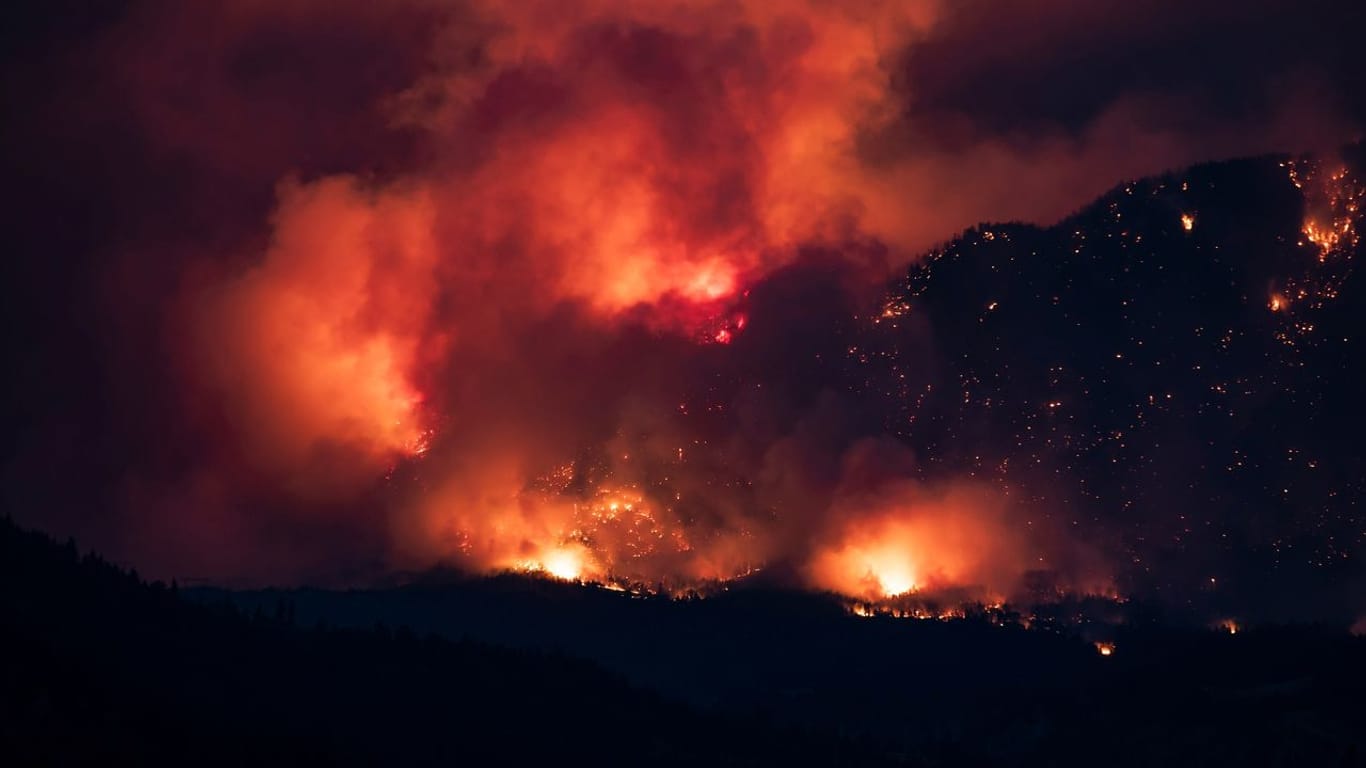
[[1180, 213, 1195, 232], [870, 558, 918, 596], [806, 484, 1028, 602], [811, 532, 922, 599], [541, 548, 586, 581], [509, 543, 596, 583], [1095, 642, 1115, 656]]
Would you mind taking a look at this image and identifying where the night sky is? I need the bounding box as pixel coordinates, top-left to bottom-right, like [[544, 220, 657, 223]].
[[3, 0, 1365, 625]]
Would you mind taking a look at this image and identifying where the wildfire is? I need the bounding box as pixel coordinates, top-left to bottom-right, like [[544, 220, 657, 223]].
[[866, 568, 916, 598], [1215, 619, 1240, 635], [1296, 166, 1360, 261], [1269, 293, 1288, 312], [1180, 213, 1195, 232], [513, 548, 591, 582], [170, 1, 1133, 608], [438, 467, 757, 593], [1303, 219, 1344, 256], [805, 483, 1027, 603], [540, 547, 588, 581], [871, 563, 919, 597], [1095, 642, 1115, 657], [811, 534, 921, 600], [705, 312, 749, 346], [1272, 160, 1361, 336]]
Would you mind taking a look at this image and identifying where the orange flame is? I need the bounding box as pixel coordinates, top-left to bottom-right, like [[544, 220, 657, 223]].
[[806, 483, 1035, 603], [515, 544, 594, 582]]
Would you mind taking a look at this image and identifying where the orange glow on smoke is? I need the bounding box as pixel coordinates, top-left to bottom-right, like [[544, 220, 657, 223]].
[[190, 178, 439, 484], [397, 457, 759, 590], [814, 533, 921, 597], [806, 484, 1027, 602], [461, 106, 752, 317], [181, 0, 944, 499], [169, 1, 1131, 596], [516, 544, 593, 582], [541, 548, 585, 581]]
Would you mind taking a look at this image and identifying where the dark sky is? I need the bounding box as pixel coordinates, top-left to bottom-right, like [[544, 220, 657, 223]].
[[2, 0, 1363, 619]]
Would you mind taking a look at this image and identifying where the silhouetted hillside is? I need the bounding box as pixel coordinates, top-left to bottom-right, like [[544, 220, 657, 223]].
[[0, 517, 888, 766], [859, 148, 1366, 619], [197, 568, 1366, 767], [8, 511, 1363, 766]]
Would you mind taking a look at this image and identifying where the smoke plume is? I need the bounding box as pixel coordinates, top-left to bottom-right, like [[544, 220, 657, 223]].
[[3, 0, 1359, 598]]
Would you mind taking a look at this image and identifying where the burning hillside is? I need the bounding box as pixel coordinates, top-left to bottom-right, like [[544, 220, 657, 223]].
[[4, 0, 1364, 624]]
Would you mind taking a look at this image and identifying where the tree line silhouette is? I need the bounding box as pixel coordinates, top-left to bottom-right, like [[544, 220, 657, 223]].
[[0, 516, 889, 766]]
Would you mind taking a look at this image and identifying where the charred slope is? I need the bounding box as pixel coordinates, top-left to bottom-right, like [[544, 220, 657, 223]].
[[862, 148, 1366, 620]]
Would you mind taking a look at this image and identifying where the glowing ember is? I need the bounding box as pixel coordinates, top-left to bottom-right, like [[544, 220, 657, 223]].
[[1181, 213, 1195, 232], [1295, 165, 1360, 262], [1273, 160, 1361, 337], [1303, 219, 1343, 254], [705, 312, 749, 346], [1095, 642, 1115, 657]]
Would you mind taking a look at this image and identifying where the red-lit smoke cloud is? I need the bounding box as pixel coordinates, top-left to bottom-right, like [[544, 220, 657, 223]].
[[191, 178, 439, 489], [3, 0, 1358, 593]]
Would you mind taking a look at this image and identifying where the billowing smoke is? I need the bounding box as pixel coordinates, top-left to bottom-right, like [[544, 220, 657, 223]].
[[3, 0, 1359, 598]]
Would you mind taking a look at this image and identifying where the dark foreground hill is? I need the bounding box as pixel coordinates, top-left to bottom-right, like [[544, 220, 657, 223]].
[[198, 571, 1366, 767], [0, 517, 888, 767], [5, 513, 1366, 766]]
